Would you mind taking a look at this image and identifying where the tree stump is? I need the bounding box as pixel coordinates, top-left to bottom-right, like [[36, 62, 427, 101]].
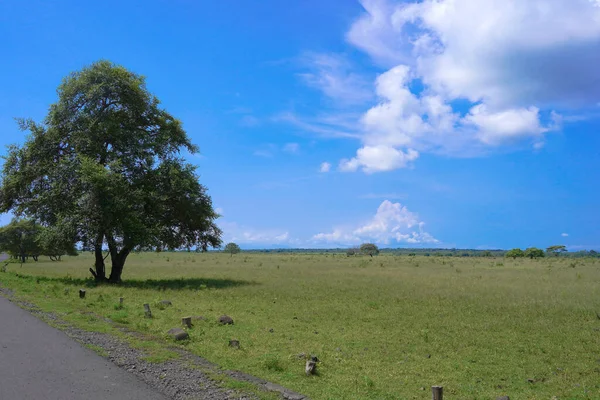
[[79, 289, 86, 299], [229, 339, 240, 349], [305, 356, 318, 376], [119, 297, 124, 306], [432, 386, 443, 400], [143, 303, 152, 318], [182, 316, 193, 328]]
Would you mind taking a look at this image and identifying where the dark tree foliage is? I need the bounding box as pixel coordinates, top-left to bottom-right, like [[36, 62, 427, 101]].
[[505, 248, 525, 259], [224, 242, 241, 256], [0, 61, 222, 282], [360, 243, 380, 257], [0, 219, 41, 262], [0, 219, 76, 262], [524, 247, 545, 259], [546, 245, 567, 256]]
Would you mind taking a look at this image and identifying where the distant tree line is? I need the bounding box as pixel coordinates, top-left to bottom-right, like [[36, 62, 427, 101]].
[[0, 218, 77, 263], [233, 246, 599, 258]]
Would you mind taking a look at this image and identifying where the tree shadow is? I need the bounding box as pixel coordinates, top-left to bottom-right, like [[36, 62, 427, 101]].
[[21, 274, 257, 291]]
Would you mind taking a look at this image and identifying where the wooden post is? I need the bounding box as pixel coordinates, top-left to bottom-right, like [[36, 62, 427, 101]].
[[182, 316, 192, 328], [79, 289, 86, 299], [432, 386, 443, 400], [143, 303, 152, 318], [119, 297, 124, 307]]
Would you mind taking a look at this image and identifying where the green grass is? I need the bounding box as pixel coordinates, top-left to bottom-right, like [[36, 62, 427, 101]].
[[1, 252, 599, 399]]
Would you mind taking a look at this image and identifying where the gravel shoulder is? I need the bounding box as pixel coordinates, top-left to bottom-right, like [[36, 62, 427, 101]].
[[0, 293, 169, 400], [0, 274, 308, 400]]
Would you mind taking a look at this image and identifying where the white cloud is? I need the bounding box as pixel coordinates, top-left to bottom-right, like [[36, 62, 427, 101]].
[[313, 200, 438, 245], [464, 105, 546, 145], [350, 0, 600, 108], [319, 162, 331, 173], [273, 112, 361, 140], [283, 143, 300, 154], [298, 53, 373, 105], [339, 145, 419, 173], [290, 0, 600, 173], [562, 233, 569, 237], [220, 221, 296, 245], [346, 0, 414, 66]]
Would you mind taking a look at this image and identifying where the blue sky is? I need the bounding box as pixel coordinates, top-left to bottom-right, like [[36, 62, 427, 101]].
[[1, 0, 599, 250]]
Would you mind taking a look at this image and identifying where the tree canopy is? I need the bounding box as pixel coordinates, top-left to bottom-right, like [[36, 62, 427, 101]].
[[224, 242, 241, 256], [546, 245, 567, 256], [0, 219, 41, 263], [0, 219, 76, 262], [505, 248, 525, 259], [360, 243, 379, 257], [524, 247, 545, 259], [0, 60, 222, 282]]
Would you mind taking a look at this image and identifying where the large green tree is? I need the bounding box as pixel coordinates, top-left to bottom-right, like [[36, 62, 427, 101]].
[[0, 61, 222, 282]]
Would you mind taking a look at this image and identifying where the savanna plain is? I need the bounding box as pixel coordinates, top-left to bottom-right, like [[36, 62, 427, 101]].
[[1, 252, 599, 400]]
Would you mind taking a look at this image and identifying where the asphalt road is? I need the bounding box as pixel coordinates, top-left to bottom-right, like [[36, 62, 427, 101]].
[[0, 271, 168, 400]]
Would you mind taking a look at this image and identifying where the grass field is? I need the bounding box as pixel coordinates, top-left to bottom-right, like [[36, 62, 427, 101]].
[[1, 252, 599, 399]]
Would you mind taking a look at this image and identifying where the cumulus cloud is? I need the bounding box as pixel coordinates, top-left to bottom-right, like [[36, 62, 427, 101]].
[[292, 0, 600, 172], [350, 0, 600, 108], [339, 145, 418, 173], [464, 105, 546, 145], [312, 200, 438, 245], [319, 162, 331, 173]]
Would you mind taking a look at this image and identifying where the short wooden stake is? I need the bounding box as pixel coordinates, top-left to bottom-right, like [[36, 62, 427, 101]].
[[143, 303, 152, 318], [432, 386, 443, 400], [119, 297, 124, 306], [79, 289, 86, 299], [182, 316, 192, 328]]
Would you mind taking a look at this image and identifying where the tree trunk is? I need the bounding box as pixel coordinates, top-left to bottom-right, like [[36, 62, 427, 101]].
[[108, 248, 130, 283], [93, 244, 106, 281]]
